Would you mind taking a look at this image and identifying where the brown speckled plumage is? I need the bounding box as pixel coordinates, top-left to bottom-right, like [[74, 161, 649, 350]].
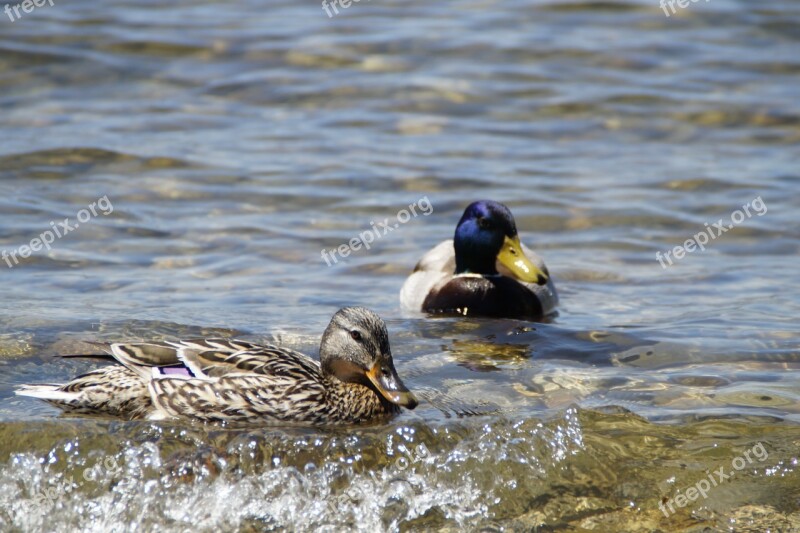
[[17, 308, 417, 425]]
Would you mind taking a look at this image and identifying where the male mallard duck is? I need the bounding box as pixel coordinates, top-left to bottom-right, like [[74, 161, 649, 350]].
[[17, 307, 418, 425], [400, 200, 558, 319]]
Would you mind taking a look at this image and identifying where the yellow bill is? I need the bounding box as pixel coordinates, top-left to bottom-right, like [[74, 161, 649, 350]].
[[496, 235, 548, 285]]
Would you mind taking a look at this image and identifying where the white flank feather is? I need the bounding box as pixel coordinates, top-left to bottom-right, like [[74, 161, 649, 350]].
[[16, 385, 79, 402]]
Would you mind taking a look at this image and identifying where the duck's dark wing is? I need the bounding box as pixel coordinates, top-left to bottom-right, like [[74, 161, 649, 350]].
[[176, 344, 322, 380], [103, 338, 263, 379], [147, 346, 327, 424]]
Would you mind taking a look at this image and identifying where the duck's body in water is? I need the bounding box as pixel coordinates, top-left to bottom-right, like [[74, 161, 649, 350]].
[[401, 200, 558, 319], [17, 307, 418, 425]]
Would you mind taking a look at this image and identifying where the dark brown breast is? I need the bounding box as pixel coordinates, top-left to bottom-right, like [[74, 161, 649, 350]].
[[422, 275, 544, 319]]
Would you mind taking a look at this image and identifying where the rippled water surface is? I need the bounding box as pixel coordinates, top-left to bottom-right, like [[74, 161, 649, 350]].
[[1, 0, 799, 531]]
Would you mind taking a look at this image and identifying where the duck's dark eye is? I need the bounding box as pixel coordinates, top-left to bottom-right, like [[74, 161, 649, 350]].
[[477, 217, 492, 230], [349, 330, 362, 341]]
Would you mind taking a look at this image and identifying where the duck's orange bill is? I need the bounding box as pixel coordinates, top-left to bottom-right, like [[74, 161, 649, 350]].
[[366, 362, 418, 409]]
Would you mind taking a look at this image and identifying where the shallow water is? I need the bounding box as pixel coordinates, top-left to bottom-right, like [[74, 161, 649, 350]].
[[1, 0, 799, 531]]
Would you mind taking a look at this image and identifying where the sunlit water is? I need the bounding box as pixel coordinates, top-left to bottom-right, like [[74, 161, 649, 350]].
[[1, 0, 799, 530]]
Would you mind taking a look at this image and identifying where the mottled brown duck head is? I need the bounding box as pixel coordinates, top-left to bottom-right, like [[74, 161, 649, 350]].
[[320, 307, 418, 410]]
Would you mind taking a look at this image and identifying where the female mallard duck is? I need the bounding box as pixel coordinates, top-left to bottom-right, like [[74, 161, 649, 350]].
[[17, 307, 418, 425], [400, 200, 558, 319]]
